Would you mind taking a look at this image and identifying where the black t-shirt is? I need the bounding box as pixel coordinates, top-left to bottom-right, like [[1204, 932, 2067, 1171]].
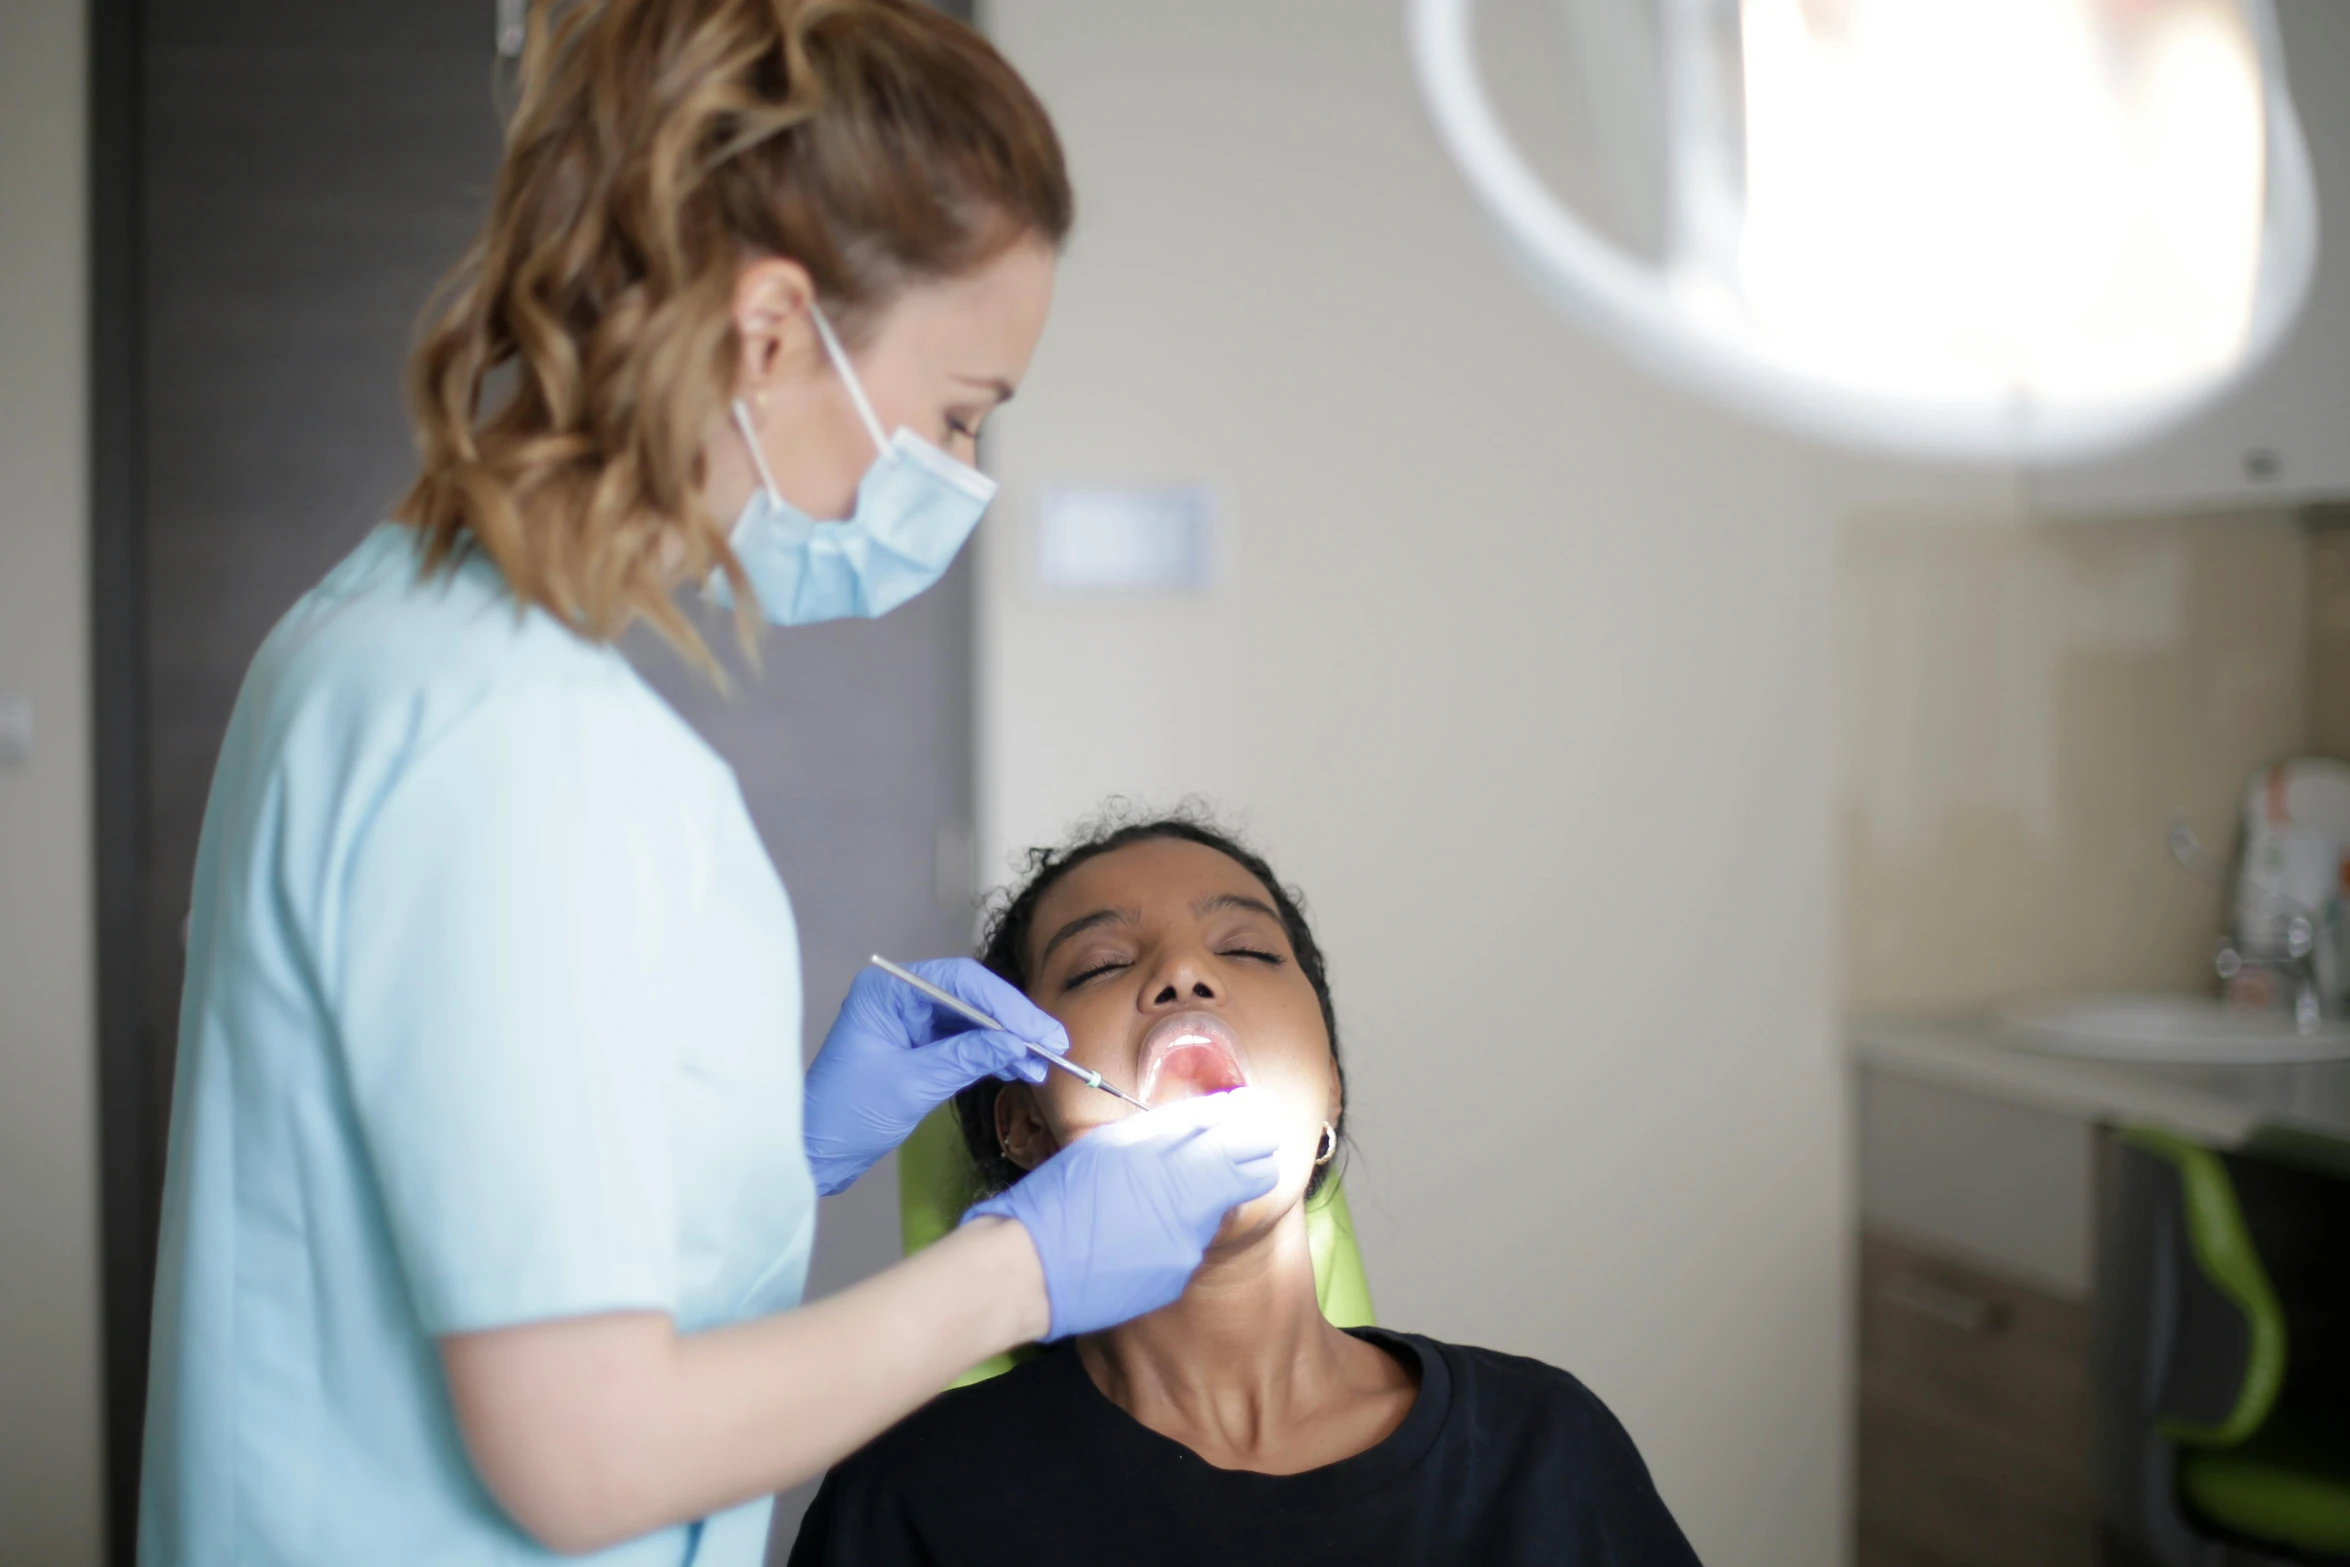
[[787, 1329, 1704, 1566]]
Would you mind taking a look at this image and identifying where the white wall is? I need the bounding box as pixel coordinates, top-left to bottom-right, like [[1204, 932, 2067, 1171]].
[[977, 4, 2011, 1562], [0, 0, 106, 1561]]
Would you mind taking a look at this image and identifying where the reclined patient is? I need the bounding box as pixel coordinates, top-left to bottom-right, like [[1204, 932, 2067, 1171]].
[[789, 813, 1701, 1566]]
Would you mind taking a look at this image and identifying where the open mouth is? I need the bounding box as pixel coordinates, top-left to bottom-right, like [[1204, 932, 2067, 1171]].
[[1137, 1012, 1251, 1105]]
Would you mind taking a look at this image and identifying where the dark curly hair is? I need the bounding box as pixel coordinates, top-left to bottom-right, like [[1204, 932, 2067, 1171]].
[[953, 804, 1346, 1201]]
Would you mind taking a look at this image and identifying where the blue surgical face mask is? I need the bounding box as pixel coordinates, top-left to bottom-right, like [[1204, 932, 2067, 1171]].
[[718, 304, 998, 625]]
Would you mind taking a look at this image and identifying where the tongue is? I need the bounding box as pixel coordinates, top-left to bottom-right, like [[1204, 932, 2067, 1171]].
[[1151, 1041, 1248, 1102]]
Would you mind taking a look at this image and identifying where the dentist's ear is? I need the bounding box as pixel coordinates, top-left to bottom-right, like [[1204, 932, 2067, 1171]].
[[993, 1082, 1059, 1172], [729, 256, 820, 398]]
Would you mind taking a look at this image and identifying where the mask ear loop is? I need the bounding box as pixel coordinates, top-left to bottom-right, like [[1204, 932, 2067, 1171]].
[[807, 302, 892, 458], [730, 398, 786, 508]]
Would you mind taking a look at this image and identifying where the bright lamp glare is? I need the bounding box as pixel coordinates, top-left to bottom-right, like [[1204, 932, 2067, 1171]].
[[1726, 0, 2265, 407]]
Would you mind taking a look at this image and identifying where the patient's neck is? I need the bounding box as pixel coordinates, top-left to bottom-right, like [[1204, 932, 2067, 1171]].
[[1075, 1203, 1416, 1475]]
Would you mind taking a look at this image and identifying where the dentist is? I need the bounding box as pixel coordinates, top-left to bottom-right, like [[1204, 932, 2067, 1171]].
[[137, 3, 1279, 1563]]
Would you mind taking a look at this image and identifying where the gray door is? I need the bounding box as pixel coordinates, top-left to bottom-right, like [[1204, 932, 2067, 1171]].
[[632, 591, 980, 1555], [100, 2, 976, 1557]]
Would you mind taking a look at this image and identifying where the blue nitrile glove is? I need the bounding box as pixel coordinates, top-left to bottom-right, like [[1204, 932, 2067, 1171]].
[[803, 958, 1056, 1197], [966, 1088, 1283, 1339]]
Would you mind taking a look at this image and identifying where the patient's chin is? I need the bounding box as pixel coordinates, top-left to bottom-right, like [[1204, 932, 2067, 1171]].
[[1207, 1201, 1275, 1251], [1205, 1156, 1315, 1251]]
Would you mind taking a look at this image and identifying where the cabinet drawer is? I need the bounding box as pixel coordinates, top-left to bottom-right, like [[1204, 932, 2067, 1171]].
[[1857, 1231, 2096, 1567]]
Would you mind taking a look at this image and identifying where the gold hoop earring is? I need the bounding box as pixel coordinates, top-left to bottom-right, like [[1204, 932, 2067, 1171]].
[[1313, 1123, 1337, 1166]]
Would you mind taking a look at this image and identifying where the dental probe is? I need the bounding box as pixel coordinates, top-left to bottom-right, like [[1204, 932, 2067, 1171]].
[[867, 955, 1153, 1112]]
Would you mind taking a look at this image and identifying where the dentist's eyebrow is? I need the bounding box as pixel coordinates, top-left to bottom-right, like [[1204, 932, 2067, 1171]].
[[955, 373, 1016, 405], [1192, 892, 1283, 923], [1037, 906, 1136, 966]]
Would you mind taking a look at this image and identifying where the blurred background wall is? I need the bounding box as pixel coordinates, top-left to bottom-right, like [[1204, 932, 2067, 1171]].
[[1842, 509, 2316, 1014], [974, 4, 2012, 1562], [2313, 520, 2350, 757], [0, 1, 107, 1563]]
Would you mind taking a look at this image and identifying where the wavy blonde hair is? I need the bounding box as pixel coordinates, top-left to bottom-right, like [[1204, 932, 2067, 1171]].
[[398, 0, 1071, 667]]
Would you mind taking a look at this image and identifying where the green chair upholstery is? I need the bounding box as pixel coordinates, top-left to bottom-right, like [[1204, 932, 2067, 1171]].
[[898, 1105, 1375, 1387], [2181, 1432, 2350, 1557], [2123, 1127, 2288, 1450], [2096, 1125, 2350, 1562]]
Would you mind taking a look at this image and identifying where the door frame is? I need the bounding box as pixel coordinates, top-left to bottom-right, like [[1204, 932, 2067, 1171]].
[[89, 0, 152, 1559]]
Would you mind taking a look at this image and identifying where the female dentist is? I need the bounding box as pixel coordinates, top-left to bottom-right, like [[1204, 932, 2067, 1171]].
[[137, 3, 1280, 1563]]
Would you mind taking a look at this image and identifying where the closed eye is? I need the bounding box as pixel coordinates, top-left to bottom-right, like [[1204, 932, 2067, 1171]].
[[1063, 957, 1130, 988], [1222, 946, 1285, 967]]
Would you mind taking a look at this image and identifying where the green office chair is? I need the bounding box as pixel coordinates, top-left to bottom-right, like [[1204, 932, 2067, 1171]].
[[2094, 1125, 2350, 1565], [897, 1105, 1376, 1386]]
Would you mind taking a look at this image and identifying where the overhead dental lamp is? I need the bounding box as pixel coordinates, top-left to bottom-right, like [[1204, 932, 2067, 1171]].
[[1409, 0, 2320, 462]]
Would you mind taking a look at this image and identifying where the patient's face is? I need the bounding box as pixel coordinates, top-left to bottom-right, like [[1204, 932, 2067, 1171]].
[[998, 838, 1339, 1242]]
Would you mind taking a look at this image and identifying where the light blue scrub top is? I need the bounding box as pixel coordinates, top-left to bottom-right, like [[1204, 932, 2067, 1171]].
[[141, 525, 816, 1566]]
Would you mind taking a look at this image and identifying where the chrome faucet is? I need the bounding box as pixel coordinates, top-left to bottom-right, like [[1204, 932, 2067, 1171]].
[[2172, 817, 2337, 1035], [2214, 916, 2328, 1034]]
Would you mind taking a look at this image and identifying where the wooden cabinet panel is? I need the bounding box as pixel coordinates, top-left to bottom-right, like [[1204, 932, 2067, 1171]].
[[1857, 1231, 2098, 1567]]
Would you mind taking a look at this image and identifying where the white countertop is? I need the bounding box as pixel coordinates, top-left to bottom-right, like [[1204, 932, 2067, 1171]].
[[1848, 1016, 2350, 1164]]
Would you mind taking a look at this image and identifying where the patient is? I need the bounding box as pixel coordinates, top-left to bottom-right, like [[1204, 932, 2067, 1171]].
[[789, 812, 1702, 1566]]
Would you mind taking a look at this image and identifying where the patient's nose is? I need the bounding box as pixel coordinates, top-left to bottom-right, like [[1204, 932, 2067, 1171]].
[[1146, 956, 1218, 1007]]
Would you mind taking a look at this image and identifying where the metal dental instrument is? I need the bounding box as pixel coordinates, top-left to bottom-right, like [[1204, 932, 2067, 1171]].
[[867, 955, 1152, 1111]]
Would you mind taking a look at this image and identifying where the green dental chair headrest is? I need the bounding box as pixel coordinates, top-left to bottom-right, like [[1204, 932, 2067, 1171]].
[[897, 1105, 1376, 1386]]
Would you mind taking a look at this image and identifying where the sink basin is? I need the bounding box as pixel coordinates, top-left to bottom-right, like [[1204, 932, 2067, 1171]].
[[1995, 993, 2350, 1065]]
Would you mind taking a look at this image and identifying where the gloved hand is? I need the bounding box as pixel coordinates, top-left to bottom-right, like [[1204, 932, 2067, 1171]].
[[966, 1088, 1283, 1339], [803, 958, 1055, 1197]]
